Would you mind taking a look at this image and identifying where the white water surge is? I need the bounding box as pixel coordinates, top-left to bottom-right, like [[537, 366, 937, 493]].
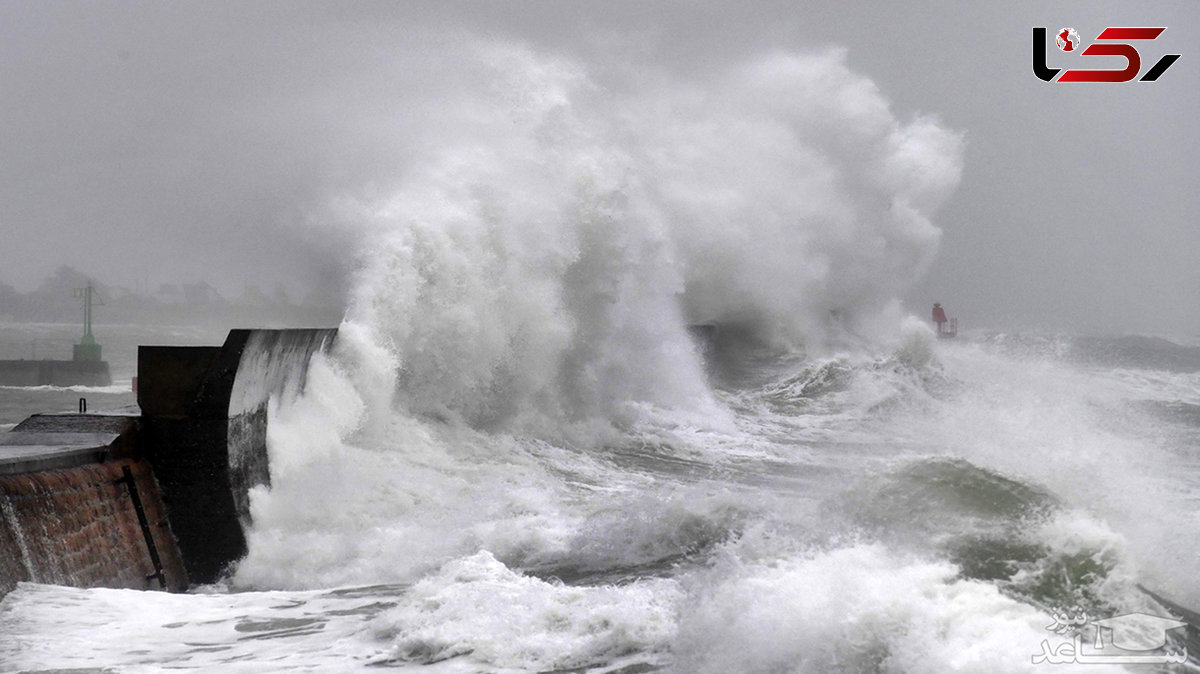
[[231, 41, 963, 589]]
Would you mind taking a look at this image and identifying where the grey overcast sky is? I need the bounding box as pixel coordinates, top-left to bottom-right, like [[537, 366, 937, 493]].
[[1, 1, 1197, 335]]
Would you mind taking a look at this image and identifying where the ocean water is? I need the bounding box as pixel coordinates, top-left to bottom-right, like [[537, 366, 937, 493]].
[[2, 329, 1200, 673], [3, 46, 1199, 673]]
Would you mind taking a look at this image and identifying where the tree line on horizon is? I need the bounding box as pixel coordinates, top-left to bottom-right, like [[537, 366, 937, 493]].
[[0, 266, 342, 325]]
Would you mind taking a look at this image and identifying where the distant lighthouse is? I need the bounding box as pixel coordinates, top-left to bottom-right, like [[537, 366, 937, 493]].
[[932, 302, 957, 338]]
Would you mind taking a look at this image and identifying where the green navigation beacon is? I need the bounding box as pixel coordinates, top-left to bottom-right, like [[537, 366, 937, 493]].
[[73, 283, 104, 362]]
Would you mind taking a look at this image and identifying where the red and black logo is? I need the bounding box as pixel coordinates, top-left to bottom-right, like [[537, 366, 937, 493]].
[[1033, 27, 1181, 82]]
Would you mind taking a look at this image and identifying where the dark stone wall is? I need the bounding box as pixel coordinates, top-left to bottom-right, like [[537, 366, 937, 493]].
[[139, 328, 336, 584], [139, 415, 244, 585]]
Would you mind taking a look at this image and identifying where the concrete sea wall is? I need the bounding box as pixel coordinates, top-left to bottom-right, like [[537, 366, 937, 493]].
[[0, 328, 336, 597], [139, 328, 337, 585]]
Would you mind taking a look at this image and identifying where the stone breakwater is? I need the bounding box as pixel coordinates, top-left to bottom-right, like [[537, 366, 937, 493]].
[[0, 328, 336, 597]]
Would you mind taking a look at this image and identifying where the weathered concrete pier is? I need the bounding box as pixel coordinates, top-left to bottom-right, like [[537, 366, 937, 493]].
[[0, 328, 336, 597]]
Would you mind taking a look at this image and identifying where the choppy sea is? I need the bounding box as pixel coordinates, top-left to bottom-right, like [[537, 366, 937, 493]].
[[2, 322, 1200, 673]]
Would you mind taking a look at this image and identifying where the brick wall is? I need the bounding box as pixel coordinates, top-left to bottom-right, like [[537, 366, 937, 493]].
[[0, 458, 186, 596]]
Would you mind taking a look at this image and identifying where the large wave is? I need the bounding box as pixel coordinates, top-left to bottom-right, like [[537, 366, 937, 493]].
[[330, 42, 963, 436], [235, 41, 963, 596]]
